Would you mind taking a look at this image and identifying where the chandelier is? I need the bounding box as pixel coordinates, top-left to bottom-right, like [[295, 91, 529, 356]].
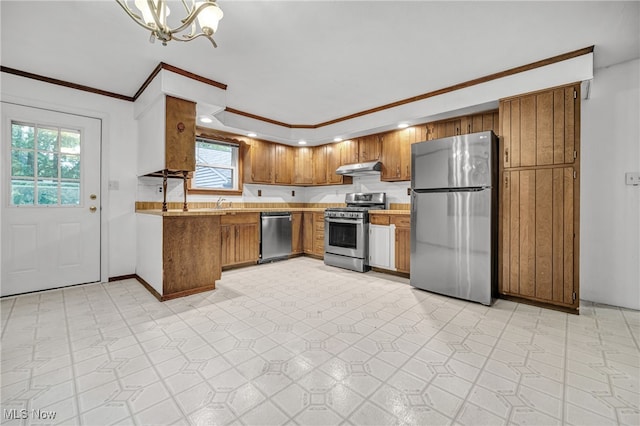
[[116, 0, 223, 47]]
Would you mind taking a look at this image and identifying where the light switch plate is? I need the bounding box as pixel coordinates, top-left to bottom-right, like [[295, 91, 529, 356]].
[[625, 172, 640, 186]]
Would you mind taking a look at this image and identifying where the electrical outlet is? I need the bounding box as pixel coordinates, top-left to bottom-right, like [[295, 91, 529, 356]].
[[291, 190, 295, 197], [258, 189, 262, 196], [156, 185, 163, 193], [407, 187, 411, 195], [626, 172, 640, 186]]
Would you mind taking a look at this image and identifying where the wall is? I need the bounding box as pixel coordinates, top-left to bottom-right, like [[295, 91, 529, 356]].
[[581, 59, 640, 310], [1, 73, 138, 279], [139, 172, 412, 207]]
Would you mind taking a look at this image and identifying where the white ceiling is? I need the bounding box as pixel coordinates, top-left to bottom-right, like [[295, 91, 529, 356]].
[[2, 1, 639, 130]]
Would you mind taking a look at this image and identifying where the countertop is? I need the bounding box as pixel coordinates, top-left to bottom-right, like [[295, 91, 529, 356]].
[[136, 207, 410, 217], [136, 207, 327, 216], [369, 210, 410, 215]]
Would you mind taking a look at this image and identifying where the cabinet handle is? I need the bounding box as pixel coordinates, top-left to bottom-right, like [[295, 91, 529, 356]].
[[468, 124, 471, 133], [505, 175, 509, 189], [505, 148, 509, 164], [406, 165, 409, 176]]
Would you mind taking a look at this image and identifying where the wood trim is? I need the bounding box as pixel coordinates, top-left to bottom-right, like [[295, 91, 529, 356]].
[[159, 62, 227, 90], [499, 293, 579, 315], [371, 267, 410, 279], [161, 284, 217, 301], [0, 66, 134, 102], [132, 62, 163, 100], [189, 128, 245, 195], [134, 275, 163, 302], [5, 46, 592, 130], [225, 46, 594, 129], [224, 107, 295, 128], [108, 274, 137, 282]]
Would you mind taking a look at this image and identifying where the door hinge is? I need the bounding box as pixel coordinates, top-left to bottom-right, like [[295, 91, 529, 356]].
[[572, 292, 577, 301], [573, 170, 577, 179], [573, 90, 577, 99], [573, 150, 577, 159]]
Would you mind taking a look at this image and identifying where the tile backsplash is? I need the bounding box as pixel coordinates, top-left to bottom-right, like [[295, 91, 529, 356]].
[[137, 174, 411, 207]]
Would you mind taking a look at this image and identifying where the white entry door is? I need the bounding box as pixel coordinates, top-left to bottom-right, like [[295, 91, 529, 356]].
[[1, 103, 102, 296]]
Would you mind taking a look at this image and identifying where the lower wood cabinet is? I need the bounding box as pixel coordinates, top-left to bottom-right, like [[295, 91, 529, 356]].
[[302, 212, 314, 254], [500, 168, 577, 309], [291, 212, 303, 254], [392, 216, 411, 274], [313, 213, 325, 257], [369, 214, 410, 274], [220, 213, 260, 268], [136, 214, 221, 301], [302, 212, 324, 258]]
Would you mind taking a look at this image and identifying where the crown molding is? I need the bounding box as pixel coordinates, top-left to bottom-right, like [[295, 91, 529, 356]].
[[1, 45, 594, 128]]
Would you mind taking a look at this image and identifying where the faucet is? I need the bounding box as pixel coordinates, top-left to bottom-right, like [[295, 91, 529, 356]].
[[216, 197, 225, 209]]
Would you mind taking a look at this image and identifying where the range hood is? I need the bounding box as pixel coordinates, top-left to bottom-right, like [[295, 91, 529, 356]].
[[335, 160, 382, 176]]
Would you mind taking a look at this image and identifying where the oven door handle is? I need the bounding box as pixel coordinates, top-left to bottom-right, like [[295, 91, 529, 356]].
[[325, 218, 363, 224]]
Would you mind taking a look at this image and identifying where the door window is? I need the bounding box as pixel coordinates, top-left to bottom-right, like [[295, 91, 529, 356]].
[[10, 121, 81, 206]]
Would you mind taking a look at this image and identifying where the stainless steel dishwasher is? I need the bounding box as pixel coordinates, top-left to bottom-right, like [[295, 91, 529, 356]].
[[259, 212, 292, 263]]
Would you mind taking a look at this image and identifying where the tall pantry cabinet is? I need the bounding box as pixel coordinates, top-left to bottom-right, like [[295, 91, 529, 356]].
[[499, 83, 580, 312]]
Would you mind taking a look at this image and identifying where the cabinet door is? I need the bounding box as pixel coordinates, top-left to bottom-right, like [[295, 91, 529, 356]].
[[325, 143, 343, 184], [358, 135, 380, 162], [369, 225, 393, 269], [394, 226, 411, 274], [291, 212, 303, 254], [302, 212, 314, 254], [313, 145, 327, 185], [250, 140, 274, 183], [501, 84, 578, 169], [220, 224, 234, 266], [293, 147, 313, 185], [313, 213, 325, 257], [274, 144, 293, 184], [165, 96, 196, 171], [235, 222, 259, 264], [500, 168, 576, 306], [340, 139, 359, 165], [380, 132, 401, 180], [399, 128, 412, 181]]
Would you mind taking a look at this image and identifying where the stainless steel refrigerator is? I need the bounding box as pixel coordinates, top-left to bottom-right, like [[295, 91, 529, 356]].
[[410, 131, 497, 305]]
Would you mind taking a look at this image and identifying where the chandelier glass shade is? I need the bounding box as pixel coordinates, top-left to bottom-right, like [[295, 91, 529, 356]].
[[116, 0, 223, 47]]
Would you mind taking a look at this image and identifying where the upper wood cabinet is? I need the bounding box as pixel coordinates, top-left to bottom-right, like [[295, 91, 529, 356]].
[[313, 145, 328, 184], [325, 143, 343, 184], [426, 111, 499, 141], [293, 147, 313, 185], [340, 139, 359, 165], [358, 135, 381, 162], [137, 95, 196, 176], [501, 84, 578, 169], [274, 144, 293, 184], [380, 129, 412, 181], [244, 139, 274, 183], [165, 96, 196, 172]]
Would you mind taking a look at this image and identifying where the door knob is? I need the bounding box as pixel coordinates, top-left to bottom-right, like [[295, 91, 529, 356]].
[[89, 206, 97, 213], [90, 194, 97, 200]]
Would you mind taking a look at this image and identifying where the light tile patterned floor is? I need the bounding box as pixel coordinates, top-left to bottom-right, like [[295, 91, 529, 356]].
[[1, 257, 639, 425]]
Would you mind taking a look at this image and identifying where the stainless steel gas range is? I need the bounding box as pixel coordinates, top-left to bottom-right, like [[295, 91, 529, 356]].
[[324, 192, 386, 272]]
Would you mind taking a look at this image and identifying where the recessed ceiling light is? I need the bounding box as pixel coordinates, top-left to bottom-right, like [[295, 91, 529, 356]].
[[397, 123, 409, 129], [199, 116, 213, 124], [334, 137, 343, 142], [247, 132, 257, 137], [298, 140, 307, 145]]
